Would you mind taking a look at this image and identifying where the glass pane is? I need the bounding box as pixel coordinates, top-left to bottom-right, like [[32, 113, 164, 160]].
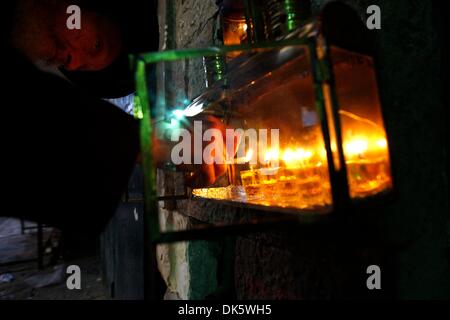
[[149, 45, 333, 214], [330, 46, 393, 199]]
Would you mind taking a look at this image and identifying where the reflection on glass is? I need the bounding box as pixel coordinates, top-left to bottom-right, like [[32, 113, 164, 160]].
[[331, 47, 393, 198], [162, 44, 392, 212], [192, 46, 333, 211], [223, 16, 248, 47]]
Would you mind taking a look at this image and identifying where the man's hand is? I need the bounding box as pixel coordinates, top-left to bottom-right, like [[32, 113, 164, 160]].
[[149, 115, 238, 188]]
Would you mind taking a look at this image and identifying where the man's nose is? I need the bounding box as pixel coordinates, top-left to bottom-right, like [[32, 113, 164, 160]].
[[63, 51, 85, 71]]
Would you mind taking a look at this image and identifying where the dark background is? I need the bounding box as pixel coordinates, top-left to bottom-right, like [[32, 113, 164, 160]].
[[1, 1, 158, 237]]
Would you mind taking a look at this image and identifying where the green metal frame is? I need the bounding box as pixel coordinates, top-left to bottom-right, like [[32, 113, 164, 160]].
[[131, 31, 392, 244], [132, 37, 332, 244]]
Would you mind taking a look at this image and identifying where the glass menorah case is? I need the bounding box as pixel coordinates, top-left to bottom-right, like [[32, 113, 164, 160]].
[[132, 7, 393, 241]]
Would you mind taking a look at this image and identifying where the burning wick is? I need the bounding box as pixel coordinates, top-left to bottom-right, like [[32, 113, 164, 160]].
[[345, 139, 369, 157], [344, 137, 388, 158]]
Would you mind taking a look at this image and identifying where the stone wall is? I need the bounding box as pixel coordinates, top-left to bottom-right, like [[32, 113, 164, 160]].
[[155, 0, 223, 300]]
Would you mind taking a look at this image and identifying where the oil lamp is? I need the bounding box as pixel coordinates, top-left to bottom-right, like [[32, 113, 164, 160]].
[[221, 0, 248, 48], [132, 2, 393, 242]]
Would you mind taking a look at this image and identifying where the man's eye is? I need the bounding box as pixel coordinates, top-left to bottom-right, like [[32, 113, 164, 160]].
[[92, 39, 101, 52]]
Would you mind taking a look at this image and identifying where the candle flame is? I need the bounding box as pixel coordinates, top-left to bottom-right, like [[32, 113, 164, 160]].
[[264, 149, 280, 162], [242, 138, 388, 169], [345, 139, 369, 156], [344, 137, 388, 157], [282, 148, 313, 166], [376, 138, 388, 149], [281, 148, 295, 163], [245, 149, 254, 162]]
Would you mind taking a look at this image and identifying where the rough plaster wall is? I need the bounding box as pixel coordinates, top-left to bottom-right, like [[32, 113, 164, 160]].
[[235, 231, 381, 299], [156, 0, 222, 300], [313, 0, 449, 299], [156, 171, 221, 300], [176, 0, 221, 99], [175, 0, 219, 48], [361, 0, 449, 299]]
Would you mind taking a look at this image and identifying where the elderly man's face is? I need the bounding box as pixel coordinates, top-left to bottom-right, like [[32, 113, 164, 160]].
[[39, 9, 122, 71]]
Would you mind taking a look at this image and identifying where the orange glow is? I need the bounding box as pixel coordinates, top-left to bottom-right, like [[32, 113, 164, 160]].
[[344, 137, 388, 158], [223, 16, 248, 59], [345, 139, 369, 157], [282, 148, 314, 168], [191, 45, 393, 211], [245, 148, 254, 162], [343, 135, 391, 198], [332, 47, 393, 198], [263, 148, 279, 163], [238, 131, 390, 204], [239, 143, 331, 208], [223, 17, 248, 46], [376, 138, 388, 149]]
